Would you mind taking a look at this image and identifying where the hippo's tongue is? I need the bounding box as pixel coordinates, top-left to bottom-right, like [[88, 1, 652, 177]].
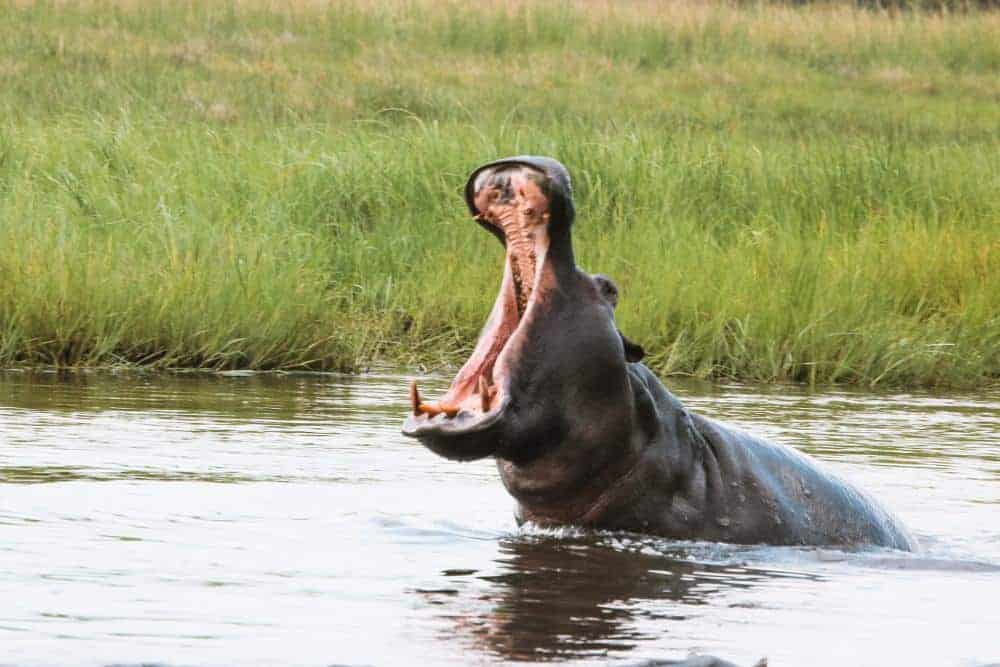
[[408, 165, 551, 423]]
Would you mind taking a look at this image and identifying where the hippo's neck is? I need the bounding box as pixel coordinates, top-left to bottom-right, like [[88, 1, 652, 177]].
[[542, 364, 709, 532], [498, 363, 678, 528], [499, 436, 645, 527]]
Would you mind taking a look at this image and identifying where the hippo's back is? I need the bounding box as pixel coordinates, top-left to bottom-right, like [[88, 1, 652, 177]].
[[690, 413, 917, 551]]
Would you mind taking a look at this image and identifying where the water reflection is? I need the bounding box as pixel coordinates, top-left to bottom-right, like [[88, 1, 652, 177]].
[[0, 465, 265, 484], [427, 534, 817, 662], [1, 370, 998, 666], [0, 369, 410, 426]]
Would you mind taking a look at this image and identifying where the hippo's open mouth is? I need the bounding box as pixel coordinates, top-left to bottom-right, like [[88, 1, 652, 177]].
[[402, 163, 553, 441]]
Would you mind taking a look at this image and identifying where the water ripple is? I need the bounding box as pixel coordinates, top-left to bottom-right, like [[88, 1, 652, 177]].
[[0, 371, 997, 666]]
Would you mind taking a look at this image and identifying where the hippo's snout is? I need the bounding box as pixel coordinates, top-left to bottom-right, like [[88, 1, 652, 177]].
[[403, 159, 568, 453]]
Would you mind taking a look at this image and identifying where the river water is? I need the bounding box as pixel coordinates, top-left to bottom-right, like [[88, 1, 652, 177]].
[[1, 370, 997, 666]]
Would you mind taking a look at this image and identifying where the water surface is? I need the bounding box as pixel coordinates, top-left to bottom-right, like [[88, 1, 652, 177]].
[[1, 371, 998, 666]]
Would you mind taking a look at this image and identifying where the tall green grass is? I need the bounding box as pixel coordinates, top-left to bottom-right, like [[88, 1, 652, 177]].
[[1, 0, 997, 386]]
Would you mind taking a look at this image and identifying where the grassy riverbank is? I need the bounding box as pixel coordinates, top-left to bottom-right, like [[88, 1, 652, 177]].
[[1, 1, 998, 386]]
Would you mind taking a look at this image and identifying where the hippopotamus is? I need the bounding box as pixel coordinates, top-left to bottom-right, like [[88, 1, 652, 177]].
[[402, 156, 916, 550]]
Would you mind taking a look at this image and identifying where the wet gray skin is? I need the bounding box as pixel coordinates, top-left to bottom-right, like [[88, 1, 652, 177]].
[[402, 156, 916, 550]]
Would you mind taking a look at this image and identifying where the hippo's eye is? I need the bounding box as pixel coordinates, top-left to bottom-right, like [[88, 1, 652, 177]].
[[523, 207, 534, 216]]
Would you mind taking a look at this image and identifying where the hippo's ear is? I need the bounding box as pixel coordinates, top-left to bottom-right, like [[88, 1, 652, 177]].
[[619, 330, 646, 363]]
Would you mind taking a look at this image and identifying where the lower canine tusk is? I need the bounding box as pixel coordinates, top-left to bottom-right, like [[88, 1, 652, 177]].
[[410, 380, 421, 416]]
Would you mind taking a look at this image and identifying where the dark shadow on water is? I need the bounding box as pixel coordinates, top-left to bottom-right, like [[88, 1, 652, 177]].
[[420, 533, 818, 662]]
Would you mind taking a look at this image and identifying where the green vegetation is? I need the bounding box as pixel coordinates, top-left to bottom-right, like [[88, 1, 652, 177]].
[[1, 1, 997, 386]]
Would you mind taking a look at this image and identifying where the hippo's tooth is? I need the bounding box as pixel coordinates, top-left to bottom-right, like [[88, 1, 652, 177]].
[[478, 375, 490, 412], [410, 380, 421, 416], [410, 382, 459, 417], [418, 402, 460, 418]]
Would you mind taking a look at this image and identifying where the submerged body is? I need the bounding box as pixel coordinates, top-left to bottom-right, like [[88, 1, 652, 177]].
[[568, 362, 914, 548], [403, 156, 915, 551]]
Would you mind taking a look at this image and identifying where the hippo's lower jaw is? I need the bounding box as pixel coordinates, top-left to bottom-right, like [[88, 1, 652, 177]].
[[402, 163, 554, 459], [401, 395, 511, 461]]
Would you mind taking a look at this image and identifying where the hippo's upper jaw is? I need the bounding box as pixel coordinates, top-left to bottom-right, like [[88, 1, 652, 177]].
[[401, 157, 575, 460]]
